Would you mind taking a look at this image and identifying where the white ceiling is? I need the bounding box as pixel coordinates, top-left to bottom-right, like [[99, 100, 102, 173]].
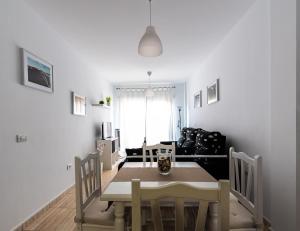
[[25, 0, 255, 84]]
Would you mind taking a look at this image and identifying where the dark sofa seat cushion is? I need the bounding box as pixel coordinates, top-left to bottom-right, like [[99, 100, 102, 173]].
[[195, 130, 226, 155], [125, 148, 142, 156]]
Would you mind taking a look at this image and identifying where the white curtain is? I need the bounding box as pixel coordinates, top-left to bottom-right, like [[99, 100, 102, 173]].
[[119, 90, 146, 150], [117, 88, 174, 150], [146, 88, 174, 145]]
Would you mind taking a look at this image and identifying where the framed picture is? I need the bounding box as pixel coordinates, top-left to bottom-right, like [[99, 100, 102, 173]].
[[207, 79, 219, 105], [194, 91, 202, 108], [22, 49, 54, 93], [73, 92, 86, 116]]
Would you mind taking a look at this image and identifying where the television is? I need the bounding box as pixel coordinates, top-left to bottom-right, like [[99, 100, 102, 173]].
[[101, 122, 112, 139]]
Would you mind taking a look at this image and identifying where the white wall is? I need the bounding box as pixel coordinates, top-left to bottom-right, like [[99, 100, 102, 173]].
[[270, 0, 297, 230], [0, 0, 113, 230], [297, 0, 300, 227], [187, 0, 297, 229]]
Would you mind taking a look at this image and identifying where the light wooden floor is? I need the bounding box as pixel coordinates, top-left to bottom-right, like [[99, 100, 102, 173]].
[[23, 167, 118, 231]]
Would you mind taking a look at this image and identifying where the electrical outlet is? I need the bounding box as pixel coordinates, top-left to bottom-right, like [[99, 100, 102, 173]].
[[66, 164, 72, 171], [16, 135, 27, 143]]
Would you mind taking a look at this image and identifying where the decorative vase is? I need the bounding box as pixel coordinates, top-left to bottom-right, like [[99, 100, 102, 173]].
[[157, 152, 172, 175]]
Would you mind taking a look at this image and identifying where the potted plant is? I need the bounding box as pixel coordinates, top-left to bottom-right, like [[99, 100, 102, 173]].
[[99, 100, 105, 105], [106, 96, 111, 106]]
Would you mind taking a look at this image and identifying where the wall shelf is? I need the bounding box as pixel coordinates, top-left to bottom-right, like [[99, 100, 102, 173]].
[[92, 104, 110, 109]]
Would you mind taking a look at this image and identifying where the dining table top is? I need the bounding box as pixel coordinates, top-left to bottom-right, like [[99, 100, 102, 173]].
[[122, 161, 199, 168], [100, 162, 218, 202]]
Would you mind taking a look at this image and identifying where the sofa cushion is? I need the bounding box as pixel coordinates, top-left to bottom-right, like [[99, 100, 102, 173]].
[[182, 128, 196, 147], [194, 145, 209, 155], [195, 130, 225, 155], [181, 140, 195, 148], [177, 137, 186, 147], [180, 127, 188, 138], [195, 129, 209, 146], [186, 128, 196, 140]]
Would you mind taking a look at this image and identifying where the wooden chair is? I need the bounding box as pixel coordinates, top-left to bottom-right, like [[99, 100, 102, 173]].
[[74, 153, 115, 231], [142, 142, 176, 165], [229, 147, 263, 230], [131, 179, 230, 231]]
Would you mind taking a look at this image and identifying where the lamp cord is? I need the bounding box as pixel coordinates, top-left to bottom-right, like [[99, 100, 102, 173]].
[[147, 71, 152, 87], [149, 0, 152, 26]]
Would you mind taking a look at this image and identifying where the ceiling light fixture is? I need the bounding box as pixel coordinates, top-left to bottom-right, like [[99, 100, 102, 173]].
[[138, 0, 163, 57], [145, 71, 154, 97]]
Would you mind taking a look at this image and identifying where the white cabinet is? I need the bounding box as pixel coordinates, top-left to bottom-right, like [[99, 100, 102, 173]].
[[97, 137, 119, 170]]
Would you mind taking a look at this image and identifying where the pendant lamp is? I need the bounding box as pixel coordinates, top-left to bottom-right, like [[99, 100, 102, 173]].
[[138, 0, 163, 57]]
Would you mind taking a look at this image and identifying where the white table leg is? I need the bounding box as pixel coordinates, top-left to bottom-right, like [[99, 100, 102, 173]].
[[114, 202, 125, 231], [207, 202, 219, 231]]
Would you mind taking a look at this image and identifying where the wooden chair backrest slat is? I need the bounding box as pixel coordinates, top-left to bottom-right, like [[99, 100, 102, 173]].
[[229, 147, 263, 227], [74, 151, 103, 222], [142, 143, 176, 164], [131, 179, 229, 231], [195, 201, 209, 231]]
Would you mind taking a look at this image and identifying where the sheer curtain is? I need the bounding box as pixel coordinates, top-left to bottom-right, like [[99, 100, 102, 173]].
[[117, 87, 174, 150], [119, 90, 146, 150], [146, 88, 174, 145]]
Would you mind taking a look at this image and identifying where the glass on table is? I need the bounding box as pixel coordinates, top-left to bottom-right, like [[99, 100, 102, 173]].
[[157, 151, 172, 175]]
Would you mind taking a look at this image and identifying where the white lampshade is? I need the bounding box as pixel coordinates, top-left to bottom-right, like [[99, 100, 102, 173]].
[[138, 26, 163, 57], [145, 87, 155, 97]]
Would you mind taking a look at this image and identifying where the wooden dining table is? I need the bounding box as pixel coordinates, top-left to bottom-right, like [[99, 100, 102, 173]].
[[100, 162, 220, 231]]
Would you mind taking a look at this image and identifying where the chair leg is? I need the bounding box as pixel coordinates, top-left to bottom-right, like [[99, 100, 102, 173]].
[[76, 223, 83, 231]]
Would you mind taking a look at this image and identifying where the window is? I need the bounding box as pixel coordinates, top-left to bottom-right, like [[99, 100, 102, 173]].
[[116, 88, 174, 150]]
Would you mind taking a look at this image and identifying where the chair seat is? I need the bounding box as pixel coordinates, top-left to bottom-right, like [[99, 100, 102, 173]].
[[230, 193, 239, 203], [83, 197, 114, 226], [230, 198, 255, 229]]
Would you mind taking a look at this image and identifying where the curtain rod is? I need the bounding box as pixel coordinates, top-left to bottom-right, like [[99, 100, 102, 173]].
[[116, 86, 176, 90]]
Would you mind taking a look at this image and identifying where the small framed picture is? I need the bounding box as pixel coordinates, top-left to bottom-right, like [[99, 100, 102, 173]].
[[73, 92, 86, 116], [207, 79, 219, 105], [22, 49, 54, 93], [194, 91, 202, 108]]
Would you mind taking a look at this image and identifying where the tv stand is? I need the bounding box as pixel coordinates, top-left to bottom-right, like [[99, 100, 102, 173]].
[[97, 137, 119, 170]]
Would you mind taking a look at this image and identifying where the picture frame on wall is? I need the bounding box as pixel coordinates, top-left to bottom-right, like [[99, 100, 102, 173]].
[[207, 79, 219, 105], [72, 92, 86, 116], [194, 90, 202, 108], [22, 49, 54, 93]]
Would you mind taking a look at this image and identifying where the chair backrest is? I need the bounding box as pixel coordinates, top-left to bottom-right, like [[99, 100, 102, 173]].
[[131, 179, 229, 231], [229, 147, 263, 227], [74, 152, 102, 223], [142, 143, 176, 164]]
